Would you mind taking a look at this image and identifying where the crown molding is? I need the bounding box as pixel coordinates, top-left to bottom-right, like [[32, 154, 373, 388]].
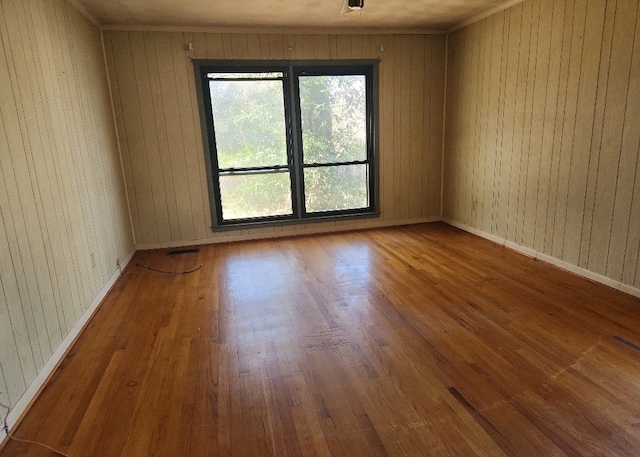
[[66, 0, 523, 36], [66, 0, 102, 28], [447, 0, 525, 33], [100, 24, 446, 35]]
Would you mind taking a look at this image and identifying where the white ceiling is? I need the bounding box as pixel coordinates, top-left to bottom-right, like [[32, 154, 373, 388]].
[[74, 0, 519, 32]]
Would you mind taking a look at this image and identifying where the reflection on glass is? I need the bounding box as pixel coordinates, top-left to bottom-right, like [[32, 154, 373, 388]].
[[207, 72, 283, 79], [209, 80, 288, 169], [304, 164, 368, 213], [220, 172, 292, 220], [299, 75, 367, 164]]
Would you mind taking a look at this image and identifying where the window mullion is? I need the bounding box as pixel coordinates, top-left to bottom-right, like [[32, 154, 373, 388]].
[[302, 160, 369, 168], [286, 65, 304, 217]]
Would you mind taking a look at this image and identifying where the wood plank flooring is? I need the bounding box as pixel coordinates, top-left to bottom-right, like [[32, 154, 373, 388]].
[[2, 223, 640, 456]]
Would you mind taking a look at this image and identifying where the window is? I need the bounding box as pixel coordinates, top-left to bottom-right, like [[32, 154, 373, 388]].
[[195, 61, 378, 229]]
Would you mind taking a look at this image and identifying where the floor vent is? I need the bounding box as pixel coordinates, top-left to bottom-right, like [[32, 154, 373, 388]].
[[166, 248, 200, 256]]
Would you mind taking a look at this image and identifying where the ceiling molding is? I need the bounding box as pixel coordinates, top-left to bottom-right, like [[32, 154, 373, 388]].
[[100, 24, 447, 35], [66, 0, 102, 28], [447, 0, 525, 33], [67, 0, 522, 36]]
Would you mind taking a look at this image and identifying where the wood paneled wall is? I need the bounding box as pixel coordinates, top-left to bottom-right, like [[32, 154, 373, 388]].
[[444, 0, 640, 289], [0, 0, 133, 408], [103, 31, 446, 246]]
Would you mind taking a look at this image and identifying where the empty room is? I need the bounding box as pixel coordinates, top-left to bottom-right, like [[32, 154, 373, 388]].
[[1, 0, 639, 455]]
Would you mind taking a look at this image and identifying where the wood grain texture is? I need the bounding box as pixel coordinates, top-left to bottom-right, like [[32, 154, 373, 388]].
[[103, 31, 446, 245], [2, 223, 640, 456], [444, 0, 640, 289], [0, 0, 132, 411]]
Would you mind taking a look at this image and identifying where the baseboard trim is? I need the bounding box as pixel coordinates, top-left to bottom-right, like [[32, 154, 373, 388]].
[[0, 246, 136, 448], [443, 219, 640, 299], [136, 217, 441, 251]]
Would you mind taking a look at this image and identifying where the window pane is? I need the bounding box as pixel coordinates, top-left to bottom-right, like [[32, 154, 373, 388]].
[[299, 75, 367, 164], [220, 172, 293, 220], [304, 164, 369, 213], [209, 79, 288, 169]]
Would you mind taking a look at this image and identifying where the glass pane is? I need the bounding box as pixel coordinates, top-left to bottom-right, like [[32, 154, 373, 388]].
[[220, 172, 293, 220], [209, 80, 288, 169], [304, 164, 369, 213], [299, 75, 367, 164]]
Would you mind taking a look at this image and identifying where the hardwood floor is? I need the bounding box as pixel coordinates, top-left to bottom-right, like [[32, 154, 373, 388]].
[[2, 223, 640, 456]]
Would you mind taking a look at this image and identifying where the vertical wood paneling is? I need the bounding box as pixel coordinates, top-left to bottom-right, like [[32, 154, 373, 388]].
[[27, 0, 80, 341], [519, 0, 540, 247], [533, 0, 563, 251], [45, 0, 93, 323], [0, 365, 9, 408], [377, 35, 394, 223], [2, 0, 57, 366], [500, 6, 522, 239], [524, 0, 555, 246], [313, 35, 330, 59], [544, 0, 575, 254], [0, 0, 132, 410], [0, 182, 34, 402], [409, 35, 424, 220], [0, 45, 45, 395], [451, 30, 464, 223], [391, 35, 403, 221], [475, 20, 489, 231], [491, 12, 509, 236], [508, 1, 531, 244], [479, 17, 494, 233], [486, 13, 505, 235], [247, 34, 262, 59], [445, 0, 640, 290], [130, 32, 167, 242], [105, 31, 446, 245], [143, 32, 180, 240], [551, 0, 586, 259], [181, 33, 210, 240], [578, 1, 617, 267], [430, 38, 443, 217], [589, 0, 638, 275], [621, 8, 640, 286], [103, 33, 143, 244], [561, 0, 607, 265], [110, 32, 159, 243]]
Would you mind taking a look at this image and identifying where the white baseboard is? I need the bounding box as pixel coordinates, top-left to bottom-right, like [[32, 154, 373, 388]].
[[0, 246, 136, 446], [443, 218, 640, 299], [119, 246, 136, 272], [136, 217, 441, 251]]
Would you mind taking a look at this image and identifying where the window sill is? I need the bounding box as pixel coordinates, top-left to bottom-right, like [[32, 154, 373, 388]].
[[211, 211, 381, 232]]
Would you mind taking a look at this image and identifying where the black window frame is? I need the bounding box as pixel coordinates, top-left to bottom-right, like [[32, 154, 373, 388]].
[[194, 60, 379, 230]]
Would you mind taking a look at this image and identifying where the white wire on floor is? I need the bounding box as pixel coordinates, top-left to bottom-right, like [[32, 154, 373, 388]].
[[1, 402, 71, 457]]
